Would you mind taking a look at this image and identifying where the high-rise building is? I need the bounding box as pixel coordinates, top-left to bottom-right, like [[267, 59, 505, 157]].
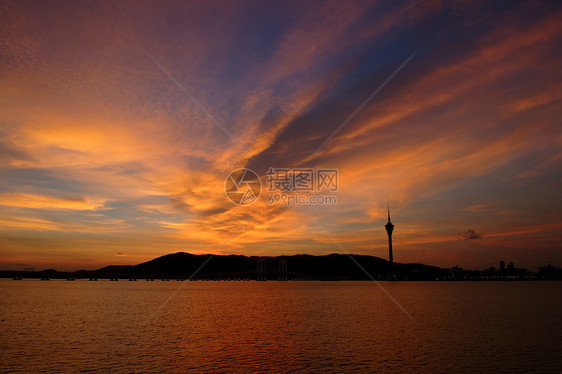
[[278, 259, 288, 281], [257, 258, 266, 281]]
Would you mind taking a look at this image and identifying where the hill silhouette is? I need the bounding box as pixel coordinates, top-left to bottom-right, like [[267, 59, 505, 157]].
[[98, 252, 443, 280]]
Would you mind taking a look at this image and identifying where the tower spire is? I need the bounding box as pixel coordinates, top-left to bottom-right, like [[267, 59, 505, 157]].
[[387, 202, 391, 222]]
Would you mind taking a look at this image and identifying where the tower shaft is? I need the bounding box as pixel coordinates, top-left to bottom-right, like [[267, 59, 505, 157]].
[[388, 234, 393, 264]]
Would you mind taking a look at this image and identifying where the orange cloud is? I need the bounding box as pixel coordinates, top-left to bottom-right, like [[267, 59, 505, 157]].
[[0, 193, 103, 210]]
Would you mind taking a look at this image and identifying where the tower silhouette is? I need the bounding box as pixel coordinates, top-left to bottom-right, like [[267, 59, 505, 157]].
[[385, 203, 394, 276]]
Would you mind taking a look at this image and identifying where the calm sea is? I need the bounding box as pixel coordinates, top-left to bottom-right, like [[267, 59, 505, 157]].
[[1, 280, 561, 373]]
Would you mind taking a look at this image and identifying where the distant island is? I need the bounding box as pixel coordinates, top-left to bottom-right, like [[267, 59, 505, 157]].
[[2, 252, 561, 281]]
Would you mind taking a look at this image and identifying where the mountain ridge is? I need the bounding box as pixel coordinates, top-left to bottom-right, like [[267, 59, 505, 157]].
[[97, 251, 442, 280]]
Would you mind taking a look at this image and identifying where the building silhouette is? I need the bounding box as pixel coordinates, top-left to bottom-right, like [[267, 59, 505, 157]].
[[257, 258, 266, 281], [385, 203, 394, 276], [278, 259, 287, 281]]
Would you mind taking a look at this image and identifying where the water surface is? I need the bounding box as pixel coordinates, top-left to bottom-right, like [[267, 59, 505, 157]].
[[1, 280, 561, 373]]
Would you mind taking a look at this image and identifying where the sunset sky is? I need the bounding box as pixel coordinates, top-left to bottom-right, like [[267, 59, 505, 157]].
[[1, 0, 561, 271]]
